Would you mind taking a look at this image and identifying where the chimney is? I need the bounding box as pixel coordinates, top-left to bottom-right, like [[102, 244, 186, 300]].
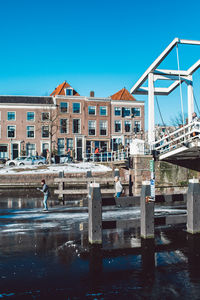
[[90, 91, 95, 97]]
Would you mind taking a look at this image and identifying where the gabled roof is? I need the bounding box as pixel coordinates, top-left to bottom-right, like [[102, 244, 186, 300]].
[[50, 81, 80, 96], [111, 88, 136, 101], [0, 96, 53, 105]]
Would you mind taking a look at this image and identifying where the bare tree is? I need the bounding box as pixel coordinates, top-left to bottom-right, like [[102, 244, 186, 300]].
[[170, 112, 188, 127]]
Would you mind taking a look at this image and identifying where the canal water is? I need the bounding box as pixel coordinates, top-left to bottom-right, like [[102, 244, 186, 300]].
[[0, 193, 200, 299]]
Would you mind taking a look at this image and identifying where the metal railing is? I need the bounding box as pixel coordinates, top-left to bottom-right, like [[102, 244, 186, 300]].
[[83, 149, 129, 163], [153, 121, 200, 154]]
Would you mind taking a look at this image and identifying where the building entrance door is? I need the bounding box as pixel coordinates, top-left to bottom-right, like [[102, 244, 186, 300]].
[[12, 143, 19, 159], [76, 138, 82, 161]]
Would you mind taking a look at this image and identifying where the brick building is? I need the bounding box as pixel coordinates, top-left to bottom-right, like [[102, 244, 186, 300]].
[[0, 81, 144, 160]]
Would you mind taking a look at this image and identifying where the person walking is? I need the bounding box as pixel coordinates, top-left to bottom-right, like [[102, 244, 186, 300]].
[[37, 179, 50, 211], [115, 176, 123, 198]]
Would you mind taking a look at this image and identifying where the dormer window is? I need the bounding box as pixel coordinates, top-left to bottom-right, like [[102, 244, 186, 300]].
[[65, 88, 73, 96]]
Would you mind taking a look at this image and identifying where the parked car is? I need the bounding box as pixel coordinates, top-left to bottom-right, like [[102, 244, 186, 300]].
[[17, 156, 46, 166], [6, 156, 27, 167]]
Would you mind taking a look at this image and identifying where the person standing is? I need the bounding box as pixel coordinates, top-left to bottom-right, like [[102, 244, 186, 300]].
[[115, 176, 123, 198], [37, 179, 50, 211]]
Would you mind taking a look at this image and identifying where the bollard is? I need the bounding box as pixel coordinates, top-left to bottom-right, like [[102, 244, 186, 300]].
[[88, 183, 102, 245], [114, 168, 120, 177], [187, 179, 200, 234], [86, 170, 92, 178], [140, 181, 155, 239], [58, 171, 64, 204]]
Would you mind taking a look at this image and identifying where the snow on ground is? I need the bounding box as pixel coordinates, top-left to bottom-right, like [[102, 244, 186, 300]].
[[0, 162, 112, 175]]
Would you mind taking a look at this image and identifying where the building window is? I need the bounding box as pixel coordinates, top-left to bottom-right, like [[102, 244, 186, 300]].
[[60, 102, 68, 113], [125, 120, 131, 132], [60, 119, 68, 134], [73, 119, 81, 133], [122, 107, 131, 117], [27, 112, 35, 121], [114, 107, 121, 116], [114, 121, 121, 133], [7, 125, 16, 138], [0, 144, 8, 158], [100, 120, 107, 136], [88, 120, 96, 136], [88, 106, 96, 115], [73, 103, 81, 114], [67, 138, 73, 150], [100, 106, 107, 116], [26, 143, 36, 156], [57, 138, 65, 155], [134, 121, 141, 133], [7, 112, 16, 121], [42, 125, 49, 138], [42, 112, 50, 121], [27, 126, 35, 138], [125, 138, 132, 146], [65, 88, 73, 96], [132, 107, 141, 117]]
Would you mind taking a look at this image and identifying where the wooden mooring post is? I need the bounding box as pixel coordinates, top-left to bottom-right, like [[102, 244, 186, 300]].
[[140, 181, 155, 239], [58, 171, 64, 204], [88, 183, 102, 245], [187, 178, 200, 234]]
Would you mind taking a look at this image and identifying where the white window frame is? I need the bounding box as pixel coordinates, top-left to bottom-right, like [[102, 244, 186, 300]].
[[88, 106, 96, 116], [7, 111, 16, 121], [60, 102, 69, 113], [27, 112, 35, 122], [26, 143, 36, 156], [65, 87, 73, 96], [99, 120, 107, 136], [133, 107, 141, 117], [72, 118, 81, 134], [134, 120, 141, 133], [7, 125, 16, 138], [42, 125, 49, 138], [114, 107, 121, 116], [123, 107, 131, 117], [72, 102, 81, 114], [41, 112, 50, 121], [60, 118, 68, 134], [100, 106, 107, 116], [88, 120, 96, 136], [26, 125, 35, 139], [114, 120, 122, 133], [124, 120, 132, 133]]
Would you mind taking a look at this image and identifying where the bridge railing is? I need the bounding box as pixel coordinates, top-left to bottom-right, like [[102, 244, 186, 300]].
[[153, 121, 200, 154], [83, 149, 129, 163]]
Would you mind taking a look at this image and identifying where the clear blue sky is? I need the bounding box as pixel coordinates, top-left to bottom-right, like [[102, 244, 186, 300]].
[[0, 0, 200, 126]]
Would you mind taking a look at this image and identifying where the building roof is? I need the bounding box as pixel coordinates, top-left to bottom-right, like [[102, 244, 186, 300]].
[[111, 88, 136, 101], [50, 81, 80, 96], [0, 96, 54, 105]]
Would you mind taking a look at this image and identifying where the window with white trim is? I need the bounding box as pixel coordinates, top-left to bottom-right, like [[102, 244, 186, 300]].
[[122, 107, 131, 117], [125, 120, 131, 132], [7, 112, 16, 121], [88, 120, 96, 136], [60, 119, 68, 134], [27, 126, 35, 138], [133, 107, 141, 117], [42, 112, 50, 121], [73, 119, 81, 133], [100, 106, 107, 116], [134, 121, 141, 133], [114, 107, 121, 116], [26, 143, 36, 156], [7, 125, 16, 138], [114, 120, 121, 133], [60, 102, 68, 113], [65, 88, 73, 96], [27, 112, 35, 121], [42, 125, 49, 138], [57, 138, 65, 155], [88, 106, 96, 115], [73, 103, 81, 114], [99, 120, 107, 136]]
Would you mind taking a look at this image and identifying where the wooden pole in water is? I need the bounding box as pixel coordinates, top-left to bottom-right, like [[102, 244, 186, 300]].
[[88, 183, 102, 245], [187, 179, 200, 234], [140, 181, 155, 239]]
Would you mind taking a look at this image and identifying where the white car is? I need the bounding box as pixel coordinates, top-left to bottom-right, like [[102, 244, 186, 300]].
[[17, 156, 46, 166], [6, 156, 27, 167]]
